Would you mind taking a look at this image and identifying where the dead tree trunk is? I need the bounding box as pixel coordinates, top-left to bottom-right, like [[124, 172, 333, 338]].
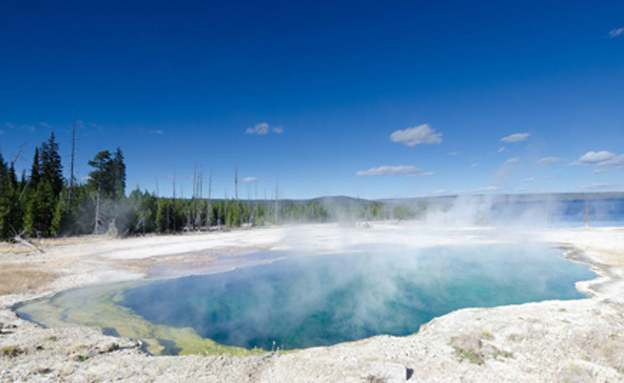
[[94, 189, 101, 234], [67, 112, 76, 212], [13, 233, 45, 254]]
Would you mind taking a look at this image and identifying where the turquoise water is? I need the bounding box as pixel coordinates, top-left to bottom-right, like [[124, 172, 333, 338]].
[[118, 244, 594, 351]]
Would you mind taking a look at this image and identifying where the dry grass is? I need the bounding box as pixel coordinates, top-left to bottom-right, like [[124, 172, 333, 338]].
[[0, 264, 58, 295], [1, 345, 24, 358], [0, 244, 33, 254]]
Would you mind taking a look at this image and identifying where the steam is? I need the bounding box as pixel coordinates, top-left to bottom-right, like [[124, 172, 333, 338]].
[[382, 194, 624, 228], [119, 241, 593, 351]]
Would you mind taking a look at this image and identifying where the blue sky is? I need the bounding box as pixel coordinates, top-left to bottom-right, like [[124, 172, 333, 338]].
[[1, 0, 623, 199]]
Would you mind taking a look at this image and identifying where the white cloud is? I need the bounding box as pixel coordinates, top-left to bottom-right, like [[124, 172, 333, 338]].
[[501, 133, 529, 143], [39, 122, 52, 128], [497, 147, 508, 153], [504, 157, 520, 166], [390, 124, 442, 147], [356, 165, 434, 177], [150, 130, 164, 135], [539, 157, 561, 164], [593, 169, 607, 174], [246, 122, 283, 135], [608, 28, 624, 38], [581, 182, 623, 190], [5, 122, 35, 132], [523, 177, 536, 183], [239, 177, 263, 183], [571, 151, 617, 165], [598, 155, 624, 167], [470, 163, 479, 168], [449, 151, 459, 156], [246, 122, 269, 135]]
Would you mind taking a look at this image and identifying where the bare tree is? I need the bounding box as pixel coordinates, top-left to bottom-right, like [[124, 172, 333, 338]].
[[234, 164, 239, 202], [206, 169, 212, 229], [94, 188, 102, 234], [67, 112, 76, 212], [275, 180, 279, 225]]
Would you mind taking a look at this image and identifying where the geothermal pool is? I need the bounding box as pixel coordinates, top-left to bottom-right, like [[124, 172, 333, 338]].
[[17, 244, 595, 355]]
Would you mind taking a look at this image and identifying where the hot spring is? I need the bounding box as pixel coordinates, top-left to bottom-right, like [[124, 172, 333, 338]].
[[16, 244, 595, 355]]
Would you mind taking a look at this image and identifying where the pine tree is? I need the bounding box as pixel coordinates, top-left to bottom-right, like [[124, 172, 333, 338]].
[[25, 180, 56, 237], [226, 200, 241, 228], [39, 132, 64, 197], [0, 153, 11, 238], [30, 148, 41, 189], [112, 148, 126, 200], [156, 198, 169, 233], [88, 150, 113, 196]]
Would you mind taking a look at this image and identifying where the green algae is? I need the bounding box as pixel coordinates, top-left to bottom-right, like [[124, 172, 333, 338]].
[[18, 282, 265, 356]]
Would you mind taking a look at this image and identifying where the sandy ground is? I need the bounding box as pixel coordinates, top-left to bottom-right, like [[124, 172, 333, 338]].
[[1, 223, 624, 382]]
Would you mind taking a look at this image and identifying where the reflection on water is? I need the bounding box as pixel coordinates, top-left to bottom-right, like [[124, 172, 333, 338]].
[[17, 244, 595, 355]]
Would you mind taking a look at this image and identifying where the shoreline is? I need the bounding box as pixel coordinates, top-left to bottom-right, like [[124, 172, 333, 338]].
[[1, 223, 623, 382]]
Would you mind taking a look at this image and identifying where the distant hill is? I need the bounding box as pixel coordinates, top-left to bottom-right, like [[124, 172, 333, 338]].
[[310, 195, 376, 207], [379, 192, 624, 206]]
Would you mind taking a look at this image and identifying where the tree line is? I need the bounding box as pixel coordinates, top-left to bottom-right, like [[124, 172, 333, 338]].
[[0, 132, 422, 240]]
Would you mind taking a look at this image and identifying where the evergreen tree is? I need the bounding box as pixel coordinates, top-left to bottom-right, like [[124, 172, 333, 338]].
[[88, 150, 113, 196], [112, 148, 126, 200], [39, 132, 64, 196], [156, 198, 169, 233], [0, 153, 12, 238], [30, 147, 41, 189], [25, 180, 56, 237], [226, 200, 241, 228]]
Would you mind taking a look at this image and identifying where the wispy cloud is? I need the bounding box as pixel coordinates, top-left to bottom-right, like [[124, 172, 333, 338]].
[[570, 151, 624, 166], [246, 122, 284, 135], [501, 133, 529, 143], [390, 124, 442, 147], [356, 165, 434, 177], [5, 122, 35, 132], [39, 122, 52, 128], [497, 147, 508, 153], [449, 151, 459, 156], [598, 155, 624, 167], [239, 177, 263, 183], [504, 157, 520, 166], [538, 157, 561, 164], [593, 169, 607, 174], [470, 163, 479, 169], [150, 130, 164, 135], [523, 177, 536, 183], [608, 27, 624, 38]]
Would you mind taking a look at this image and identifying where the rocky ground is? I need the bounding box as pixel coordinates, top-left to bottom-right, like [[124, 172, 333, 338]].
[[1, 223, 623, 382]]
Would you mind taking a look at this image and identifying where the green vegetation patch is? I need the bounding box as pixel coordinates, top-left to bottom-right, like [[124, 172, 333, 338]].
[[1, 345, 24, 358], [19, 282, 265, 356]]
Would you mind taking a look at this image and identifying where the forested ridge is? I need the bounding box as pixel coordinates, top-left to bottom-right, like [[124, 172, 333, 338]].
[[0, 132, 418, 240]]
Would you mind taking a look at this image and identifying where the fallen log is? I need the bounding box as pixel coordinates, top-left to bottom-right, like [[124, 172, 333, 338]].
[[12, 235, 45, 254]]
